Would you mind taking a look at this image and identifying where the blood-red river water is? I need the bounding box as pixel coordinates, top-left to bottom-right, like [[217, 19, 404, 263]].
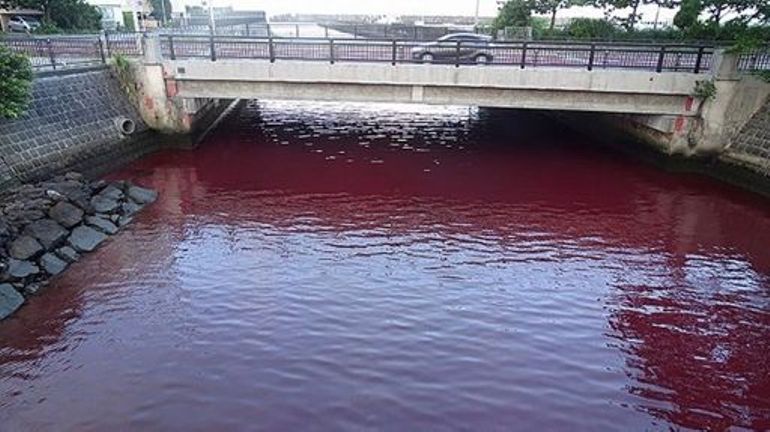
[[2, 101, 770, 431]]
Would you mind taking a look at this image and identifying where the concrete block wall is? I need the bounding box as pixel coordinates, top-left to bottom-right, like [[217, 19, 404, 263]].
[[727, 98, 770, 176], [0, 67, 152, 188]]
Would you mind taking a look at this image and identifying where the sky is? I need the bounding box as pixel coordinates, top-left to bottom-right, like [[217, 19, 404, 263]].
[[175, 0, 677, 23]]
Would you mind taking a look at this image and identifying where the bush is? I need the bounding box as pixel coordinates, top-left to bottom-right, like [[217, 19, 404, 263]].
[[0, 46, 33, 119], [564, 18, 618, 39]]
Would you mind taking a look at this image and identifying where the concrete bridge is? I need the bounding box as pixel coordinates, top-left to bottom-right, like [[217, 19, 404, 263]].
[[148, 35, 714, 117], [131, 34, 770, 156]]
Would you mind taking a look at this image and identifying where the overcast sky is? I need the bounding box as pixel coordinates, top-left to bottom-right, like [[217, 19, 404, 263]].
[[180, 0, 675, 22]]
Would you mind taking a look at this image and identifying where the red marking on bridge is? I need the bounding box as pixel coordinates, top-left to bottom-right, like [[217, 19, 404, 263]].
[[143, 96, 154, 110], [166, 79, 178, 98], [684, 96, 694, 111], [675, 116, 685, 132]]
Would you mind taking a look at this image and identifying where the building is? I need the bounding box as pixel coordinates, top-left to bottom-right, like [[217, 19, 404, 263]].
[[86, 0, 152, 31]]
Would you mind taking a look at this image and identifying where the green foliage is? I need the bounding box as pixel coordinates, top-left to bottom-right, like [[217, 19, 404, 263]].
[[6, 0, 101, 31], [692, 79, 717, 100], [494, 0, 534, 30], [150, 0, 172, 23], [564, 18, 618, 38], [531, 0, 577, 30], [111, 54, 136, 99], [32, 21, 62, 34], [673, 0, 701, 30], [0, 46, 33, 119]]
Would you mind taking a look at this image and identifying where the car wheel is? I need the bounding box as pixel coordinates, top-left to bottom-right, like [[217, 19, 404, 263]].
[[475, 54, 491, 65], [420, 53, 434, 63]]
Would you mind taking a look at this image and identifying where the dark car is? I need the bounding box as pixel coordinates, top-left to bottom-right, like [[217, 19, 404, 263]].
[[411, 33, 494, 64]]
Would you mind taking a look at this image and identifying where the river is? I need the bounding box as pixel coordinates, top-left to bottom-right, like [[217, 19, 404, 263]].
[[1, 101, 769, 431]]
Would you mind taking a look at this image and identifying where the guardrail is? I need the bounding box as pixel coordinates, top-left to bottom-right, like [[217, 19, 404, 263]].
[[161, 35, 717, 73], [2, 33, 768, 75], [738, 46, 770, 72]]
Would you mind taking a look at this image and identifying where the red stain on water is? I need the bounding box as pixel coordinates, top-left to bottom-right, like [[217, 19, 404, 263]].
[[1, 102, 769, 431]]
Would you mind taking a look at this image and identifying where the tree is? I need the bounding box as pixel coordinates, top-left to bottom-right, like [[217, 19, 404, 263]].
[[494, 0, 534, 30], [0, 46, 33, 119], [150, 0, 172, 23], [6, 0, 101, 31], [673, 0, 701, 30], [591, 0, 647, 30], [532, 0, 575, 30]]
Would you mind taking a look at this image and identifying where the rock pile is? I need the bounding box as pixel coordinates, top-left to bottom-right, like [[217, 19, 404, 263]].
[[0, 172, 158, 320]]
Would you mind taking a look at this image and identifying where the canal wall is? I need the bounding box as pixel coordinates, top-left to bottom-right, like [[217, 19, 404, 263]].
[[723, 97, 770, 176], [0, 67, 155, 190]]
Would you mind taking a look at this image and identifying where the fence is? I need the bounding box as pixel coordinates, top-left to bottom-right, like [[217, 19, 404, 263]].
[[3, 33, 768, 76], [1, 35, 106, 70], [160, 35, 717, 73], [738, 47, 770, 73]]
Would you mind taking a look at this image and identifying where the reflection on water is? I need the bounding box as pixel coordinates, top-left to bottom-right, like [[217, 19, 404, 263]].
[[1, 101, 769, 431]]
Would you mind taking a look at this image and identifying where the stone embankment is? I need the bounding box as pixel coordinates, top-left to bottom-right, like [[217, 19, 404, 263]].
[[0, 172, 157, 320]]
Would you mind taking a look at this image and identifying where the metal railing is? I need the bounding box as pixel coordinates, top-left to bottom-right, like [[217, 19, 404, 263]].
[[738, 47, 770, 72], [2, 35, 107, 70], [4, 32, 768, 76], [160, 35, 717, 73]]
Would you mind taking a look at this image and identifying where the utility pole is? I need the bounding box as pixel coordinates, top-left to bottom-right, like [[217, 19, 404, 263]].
[[160, 0, 167, 25], [474, 0, 481, 28]]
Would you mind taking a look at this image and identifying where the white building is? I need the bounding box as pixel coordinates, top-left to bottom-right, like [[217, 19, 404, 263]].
[[87, 0, 152, 31]]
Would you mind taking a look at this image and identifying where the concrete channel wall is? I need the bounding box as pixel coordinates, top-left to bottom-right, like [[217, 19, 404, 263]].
[[724, 96, 770, 176], [0, 67, 152, 189]]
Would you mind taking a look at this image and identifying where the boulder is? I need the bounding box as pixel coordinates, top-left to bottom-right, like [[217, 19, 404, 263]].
[[67, 226, 107, 252], [6, 259, 39, 279], [56, 246, 80, 263], [100, 185, 125, 201], [91, 195, 120, 214], [49, 201, 84, 228], [127, 186, 158, 205], [40, 253, 68, 276], [23, 282, 44, 296], [23, 219, 68, 250], [118, 215, 134, 227], [9, 235, 44, 260], [85, 215, 118, 235], [0, 284, 24, 320], [45, 180, 92, 211], [122, 201, 142, 217]]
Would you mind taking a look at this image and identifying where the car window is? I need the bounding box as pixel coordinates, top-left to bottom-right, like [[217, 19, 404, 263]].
[[10, 17, 21, 22]]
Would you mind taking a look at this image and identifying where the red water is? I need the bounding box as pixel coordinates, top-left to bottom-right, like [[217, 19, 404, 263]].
[[2, 101, 770, 431]]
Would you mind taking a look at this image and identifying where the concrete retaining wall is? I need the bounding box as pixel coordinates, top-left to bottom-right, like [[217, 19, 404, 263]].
[[724, 96, 770, 176], [0, 67, 154, 189]]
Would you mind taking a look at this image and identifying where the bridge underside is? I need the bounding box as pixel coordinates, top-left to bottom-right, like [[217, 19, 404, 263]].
[[169, 60, 701, 117]]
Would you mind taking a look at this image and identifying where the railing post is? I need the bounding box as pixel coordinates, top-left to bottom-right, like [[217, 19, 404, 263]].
[[168, 35, 176, 60], [587, 43, 595, 71], [245, 23, 250, 36], [329, 38, 335, 64], [268, 36, 275, 62], [353, 25, 358, 39], [694, 45, 704, 74], [324, 26, 329, 39], [295, 24, 300, 38], [455, 41, 461, 67], [209, 34, 217, 61], [104, 30, 111, 57], [98, 36, 106, 64], [46, 38, 56, 70], [391, 39, 397, 66], [656, 45, 666, 73], [520, 42, 527, 69]]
